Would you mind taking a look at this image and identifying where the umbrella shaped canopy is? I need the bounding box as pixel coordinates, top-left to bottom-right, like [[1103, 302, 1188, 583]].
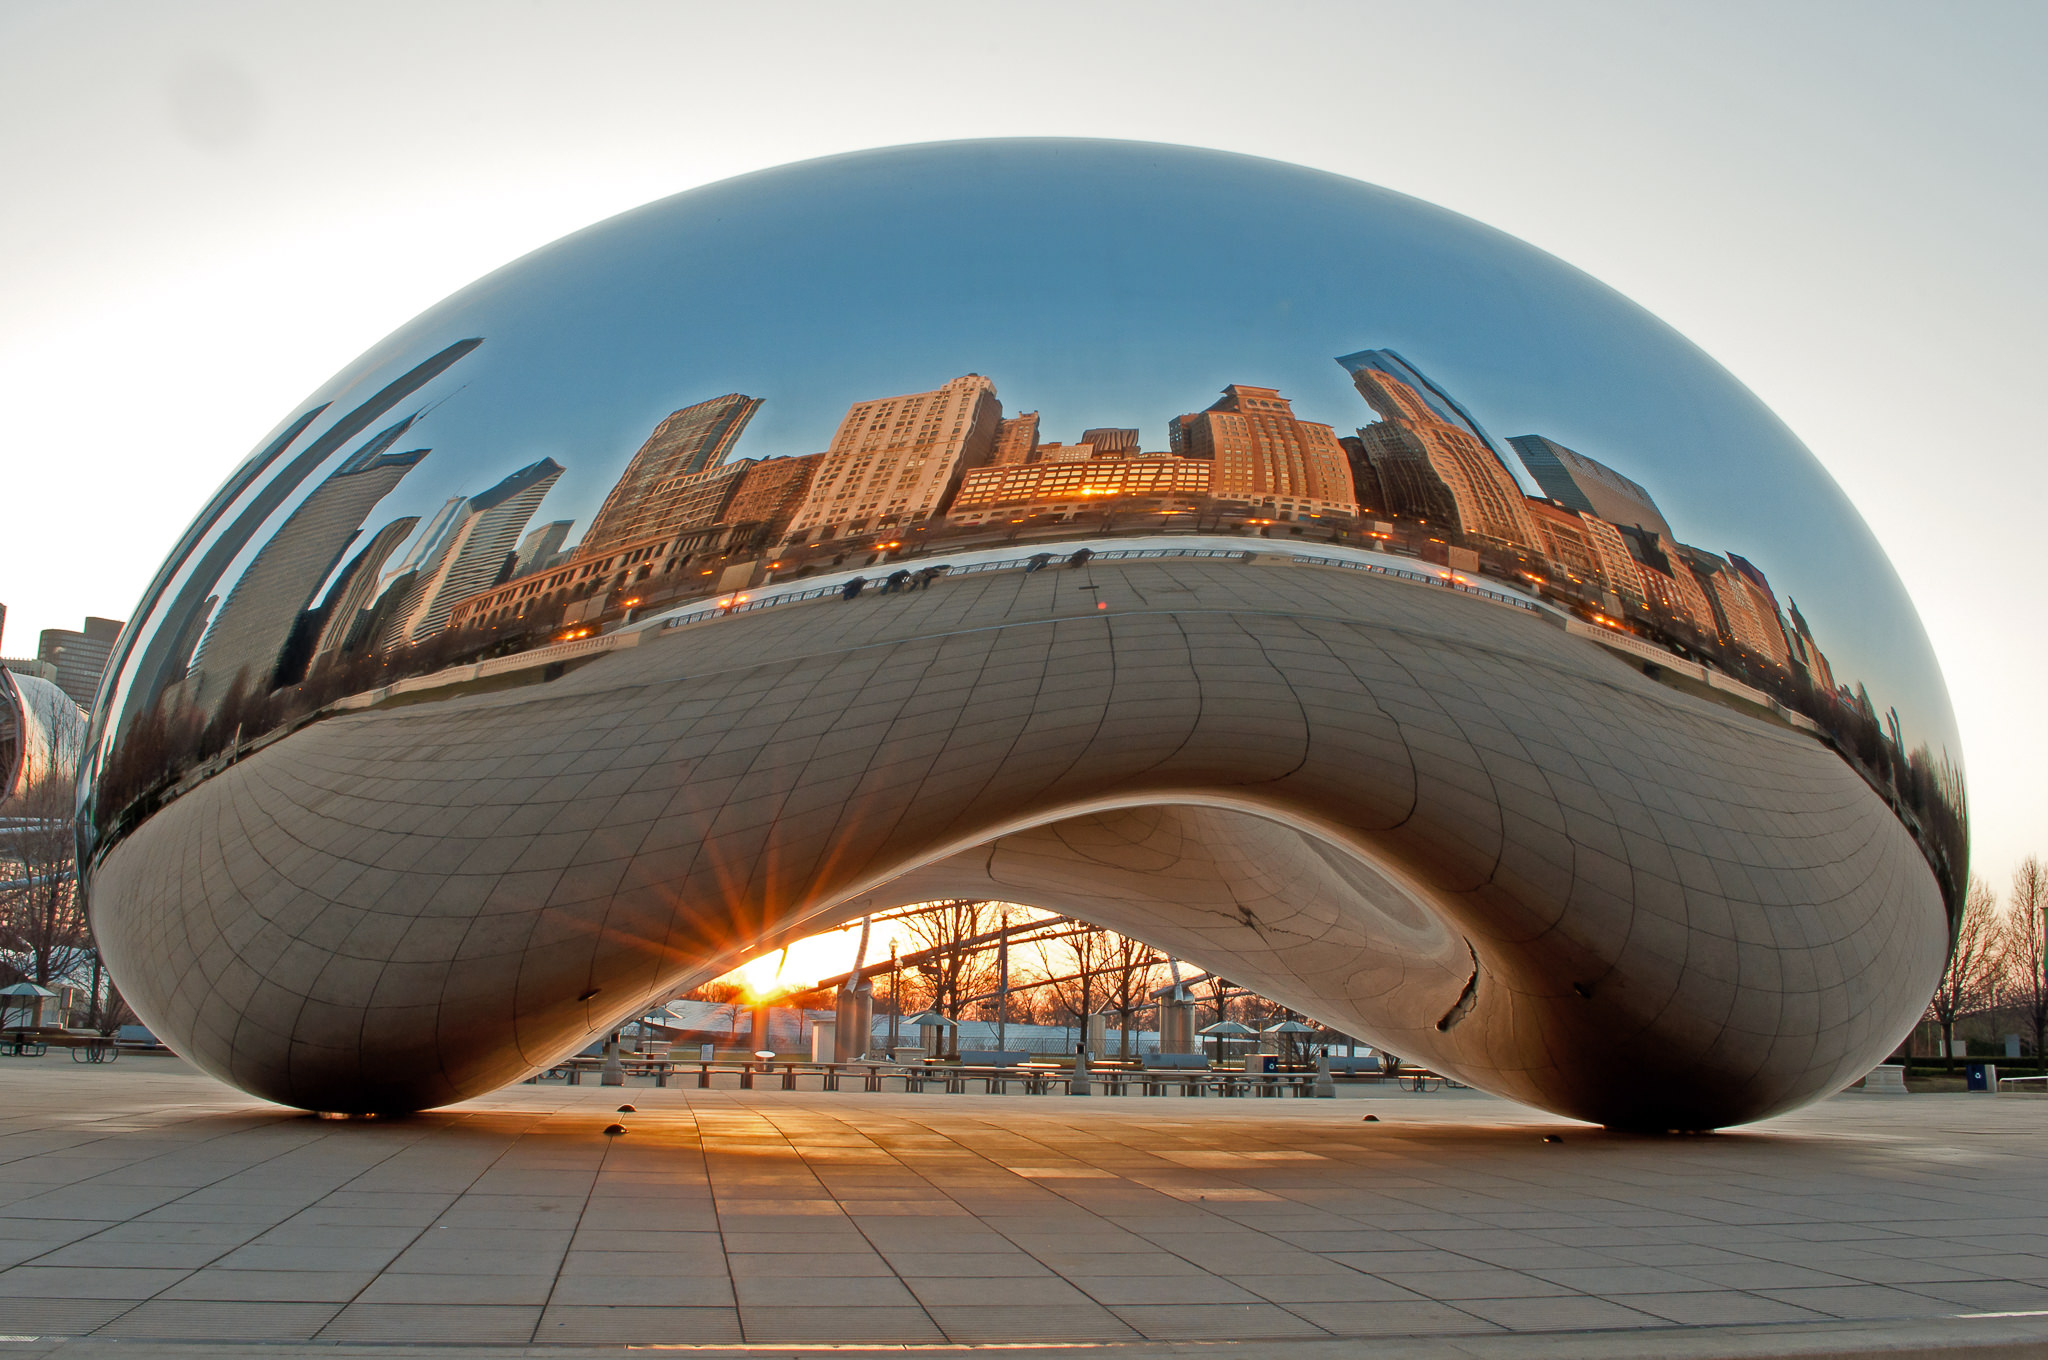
[[1262, 1020, 1317, 1034], [1198, 1020, 1257, 1037], [903, 1010, 957, 1029], [0, 982, 56, 998]]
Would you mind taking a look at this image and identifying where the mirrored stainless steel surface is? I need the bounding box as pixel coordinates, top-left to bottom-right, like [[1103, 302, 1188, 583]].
[[77, 140, 1963, 1127]]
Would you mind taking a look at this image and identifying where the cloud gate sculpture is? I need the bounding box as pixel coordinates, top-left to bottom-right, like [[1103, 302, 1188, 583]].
[[78, 140, 1965, 1130]]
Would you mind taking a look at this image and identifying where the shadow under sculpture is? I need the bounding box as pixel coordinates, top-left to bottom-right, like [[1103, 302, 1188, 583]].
[[77, 140, 1959, 1129]]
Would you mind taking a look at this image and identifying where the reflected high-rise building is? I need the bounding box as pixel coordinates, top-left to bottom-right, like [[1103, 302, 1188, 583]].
[[991, 412, 1039, 466], [1682, 547, 1793, 671], [307, 516, 421, 666], [784, 374, 1002, 541], [189, 424, 429, 709], [721, 454, 824, 541], [1509, 434, 1672, 539], [1169, 385, 1357, 517], [579, 394, 761, 560], [1524, 498, 1643, 604], [380, 458, 564, 646], [512, 520, 574, 577], [1342, 353, 1538, 550], [35, 616, 124, 711]]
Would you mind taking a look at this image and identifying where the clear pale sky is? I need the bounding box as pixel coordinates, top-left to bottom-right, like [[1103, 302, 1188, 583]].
[[2, 1, 2042, 892]]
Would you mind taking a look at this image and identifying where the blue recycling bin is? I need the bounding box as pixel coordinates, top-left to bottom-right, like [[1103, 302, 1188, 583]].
[[1966, 1061, 1997, 1092], [1252, 1054, 1276, 1074]]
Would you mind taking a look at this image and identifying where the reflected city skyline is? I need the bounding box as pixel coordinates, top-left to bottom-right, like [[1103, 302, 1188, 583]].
[[85, 332, 1965, 919]]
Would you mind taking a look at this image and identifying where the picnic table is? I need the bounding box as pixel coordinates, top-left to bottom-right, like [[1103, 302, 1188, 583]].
[[2, 1030, 48, 1057]]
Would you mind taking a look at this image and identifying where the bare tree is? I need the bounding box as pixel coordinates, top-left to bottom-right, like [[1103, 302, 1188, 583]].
[[2002, 857, 2048, 1062], [1926, 877, 2001, 1064], [899, 900, 1004, 1054], [1101, 933, 1163, 1061], [1039, 923, 1118, 1051]]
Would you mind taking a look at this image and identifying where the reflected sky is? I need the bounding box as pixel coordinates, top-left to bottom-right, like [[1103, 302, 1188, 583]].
[[154, 139, 1958, 767]]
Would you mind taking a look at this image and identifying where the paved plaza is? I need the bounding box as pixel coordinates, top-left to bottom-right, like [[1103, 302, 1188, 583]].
[[0, 1062, 2046, 1358]]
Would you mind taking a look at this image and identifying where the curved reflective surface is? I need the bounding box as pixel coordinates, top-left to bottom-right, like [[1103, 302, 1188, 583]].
[[2, 670, 85, 803], [78, 140, 1964, 1127]]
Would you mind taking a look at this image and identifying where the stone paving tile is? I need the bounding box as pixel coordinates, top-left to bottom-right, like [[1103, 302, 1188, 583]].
[[355, 1271, 556, 1304], [1270, 1298, 1491, 1335], [919, 1302, 1140, 1342], [0, 1264, 189, 1297], [739, 1304, 945, 1343], [1110, 1301, 1331, 1338], [159, 1268, 376, 1301], [548, 1272, 734, 1306], [94, 1299, 341, 1340], [316, 1301, 542, 1342], [904, 1275, 1096, 1307], [1450, 1294, 1670, 1330], [532, 1303, 743, 1344], [1235, 1272, 1430, 1303], [0, 1297, 139, 1334], [1622, 1290, 1838, 1325], [1376, 1267, 1577, 1300]]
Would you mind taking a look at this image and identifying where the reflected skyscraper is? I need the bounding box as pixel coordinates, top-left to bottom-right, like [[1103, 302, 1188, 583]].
[[578, 394, 761, 560], [1344, 356, 1539, 550], [1169, 385, 1356, 518], [991, 412, 1040, 466], [1509, 434, 1673, 539], [307, 516, 421, 666], [34, 616, 124, 711], [190, 423, 428, 709], [512, 520, 574, 577], [380, 458, 564, 646], [785, 374, 1002, 541]]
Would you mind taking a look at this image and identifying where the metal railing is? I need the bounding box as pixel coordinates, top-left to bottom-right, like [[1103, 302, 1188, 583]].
[[1288, 553, 1541, 612]]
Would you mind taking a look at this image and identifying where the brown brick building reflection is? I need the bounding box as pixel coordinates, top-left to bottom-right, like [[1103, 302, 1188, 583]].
[[1170, 385, 1357, 519], [578, 393, 762, 560]]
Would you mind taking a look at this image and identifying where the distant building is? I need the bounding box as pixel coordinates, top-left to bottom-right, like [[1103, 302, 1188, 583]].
[[784, 374, 1003, 541], [381, 458, 564, 645], [1786, 599, 1836, 696], [1508, 435, 1672, 539], [947, 452, 1210, 525], [444, 457, 792, 632], [1682, 547, 1793, 670], [1169, 384, 1356, 519], [1336, 349, 1505, 451], [991, 412, 1040, 466], [35, 616, 125, 711], [307, 517, 421, 665], [190, 421, 428, 707], [1341, 356, 1537, 550], [1079, 428, 1141, 456], [513, 520, 574, 577], [578, 394, 761, 560], [721, 454, 825, 542]]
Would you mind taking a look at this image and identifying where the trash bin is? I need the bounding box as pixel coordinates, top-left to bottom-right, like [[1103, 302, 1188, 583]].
[[1252, 1054, 1276, 1075], [1966, 1061, 1998, 1092]]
